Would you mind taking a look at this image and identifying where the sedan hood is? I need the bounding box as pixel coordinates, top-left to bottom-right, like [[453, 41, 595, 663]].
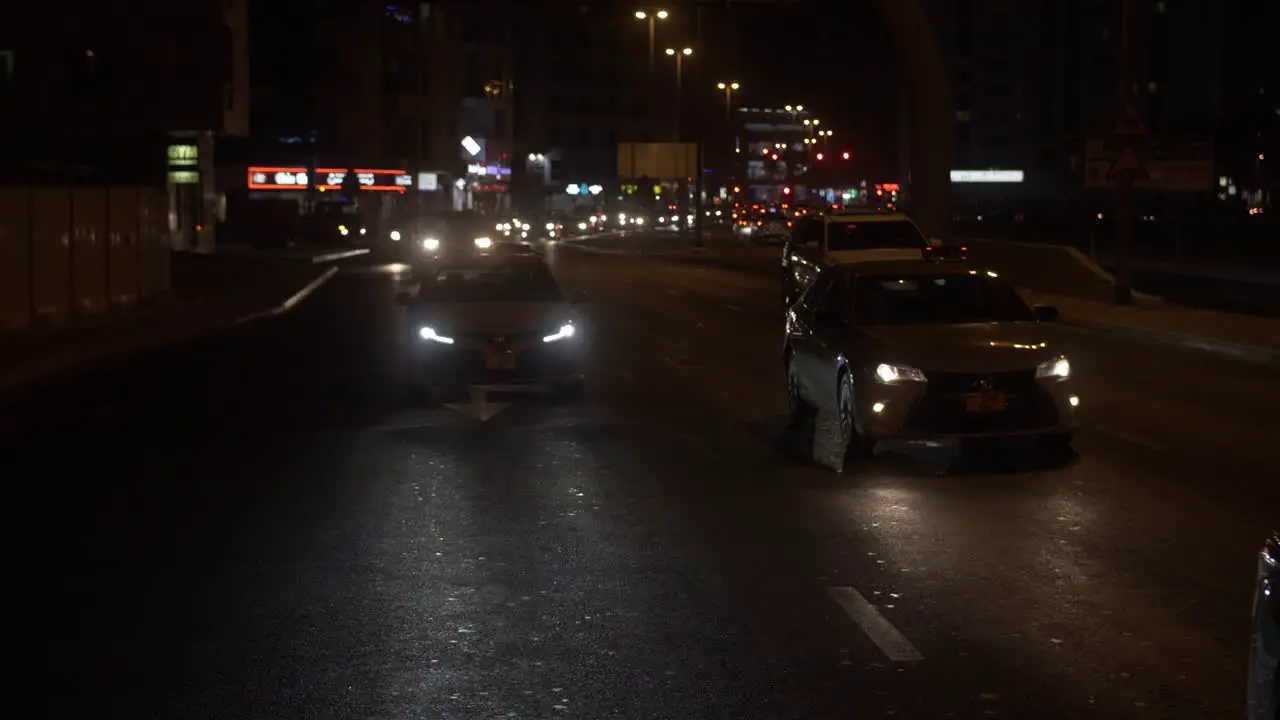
[[423, 302, 571, 335], [855, 322, 1061, 374]]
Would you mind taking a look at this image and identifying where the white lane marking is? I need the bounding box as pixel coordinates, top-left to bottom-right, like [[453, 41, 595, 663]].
[[828, 586, 924, 662]]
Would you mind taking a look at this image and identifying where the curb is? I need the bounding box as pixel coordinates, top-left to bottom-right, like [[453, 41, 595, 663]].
[[0, 267, 340, 394], [310, 248, 370, 263], [238, 266, 339, 322], [1060, 316, 1280, 368]]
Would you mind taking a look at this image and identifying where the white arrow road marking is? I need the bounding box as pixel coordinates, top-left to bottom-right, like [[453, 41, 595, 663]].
[[443, 385, 511, 422], [828, 586, 924, 662]]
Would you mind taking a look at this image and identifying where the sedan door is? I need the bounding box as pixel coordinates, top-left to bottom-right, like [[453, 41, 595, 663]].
[[789, 273, 846, 410]]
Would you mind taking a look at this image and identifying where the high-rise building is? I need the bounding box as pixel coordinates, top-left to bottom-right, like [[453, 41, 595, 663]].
[[924, 0, 1227, 202]]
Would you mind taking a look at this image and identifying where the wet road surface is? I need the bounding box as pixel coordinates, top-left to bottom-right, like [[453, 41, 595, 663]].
[[4, 246, 1277, 718]]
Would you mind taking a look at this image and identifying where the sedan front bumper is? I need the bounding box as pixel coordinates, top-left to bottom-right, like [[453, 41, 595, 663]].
[[410, 333, 584, 388], [857, 369, 1080, 440]]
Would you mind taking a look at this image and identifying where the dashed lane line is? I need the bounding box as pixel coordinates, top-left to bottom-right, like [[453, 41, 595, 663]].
[[828, 586, 924, 663]]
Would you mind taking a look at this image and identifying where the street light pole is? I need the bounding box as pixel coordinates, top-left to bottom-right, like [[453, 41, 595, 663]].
[[665, 47, 692, 141], [636, 10, 668, 141]]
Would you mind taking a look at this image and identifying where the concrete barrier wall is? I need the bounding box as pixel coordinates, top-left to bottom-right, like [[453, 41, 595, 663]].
[[961, 238, 1121, 303], [0, 185, 170, 331]]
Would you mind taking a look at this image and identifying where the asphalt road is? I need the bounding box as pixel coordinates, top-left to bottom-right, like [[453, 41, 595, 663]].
[[4, 243, 1277, 718]]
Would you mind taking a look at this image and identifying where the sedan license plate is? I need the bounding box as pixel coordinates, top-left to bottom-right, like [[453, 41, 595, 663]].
[[965, 391, 1006, 413], [485, 350, 515, 371]]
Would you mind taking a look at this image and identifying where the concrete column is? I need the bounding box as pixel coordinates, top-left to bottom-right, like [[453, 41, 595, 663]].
[[872, 0, 952, 241]]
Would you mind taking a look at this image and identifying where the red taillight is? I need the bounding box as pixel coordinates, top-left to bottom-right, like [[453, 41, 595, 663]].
[[960, 246, 968, 252]]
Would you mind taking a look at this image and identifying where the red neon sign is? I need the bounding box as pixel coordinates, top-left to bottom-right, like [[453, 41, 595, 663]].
[[246, 166, 411, 192]]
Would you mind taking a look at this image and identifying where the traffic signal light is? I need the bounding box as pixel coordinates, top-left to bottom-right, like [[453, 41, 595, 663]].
[[841, 151, 850, 160]]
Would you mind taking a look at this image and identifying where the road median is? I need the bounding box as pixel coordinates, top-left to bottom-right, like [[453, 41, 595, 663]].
[[0, 254, 339, 393], [1021, 289, 1280, 367]]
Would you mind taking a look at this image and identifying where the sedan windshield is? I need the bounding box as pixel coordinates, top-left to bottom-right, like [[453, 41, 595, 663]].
[[416, 264, 563, 303], [852, 272, 1034, 325], [827, 219, 925, 251]]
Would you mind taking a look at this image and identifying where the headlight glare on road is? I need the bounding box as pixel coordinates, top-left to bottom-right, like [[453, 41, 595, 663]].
[[422, 237, 440, 250], [1036, 356, 1071, 379], [419, 326, 454, 344], [543, 323, 576, 343], [875, 363, 926, 384], [474, 237, 493, 249]]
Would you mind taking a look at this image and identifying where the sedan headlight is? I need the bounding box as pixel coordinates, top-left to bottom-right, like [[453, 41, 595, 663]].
[[390, 230, 402, 241], [577, 221, 588, 230], [474, 237, 493, 249], [418, 326, 454, 344], [1036, 356, 1071, 379], [875, 362, 927, 384], [422, 237, 440, 251], [543, 323, 576, 343], [545, 222, 556, 231]]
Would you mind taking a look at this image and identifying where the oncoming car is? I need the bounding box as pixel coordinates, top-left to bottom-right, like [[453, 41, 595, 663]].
[[783, 259, 1079, 460], [397, 255, 585, 399]]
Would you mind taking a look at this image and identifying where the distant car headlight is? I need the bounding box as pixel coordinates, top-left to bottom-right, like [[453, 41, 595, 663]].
[[1036, 356, 1071, 379], [419, 326, 454, 344], [577, 221, 588, 230], [875, 363, 926, 384], [542, 323, 576, 343], [422, 237, 440, 251], [545, 222, 555, 230], [495, 223, 504, 231], [338, 225, 349, 236], [634, 217, 645, 225], [390, 230, 402, 241], [359, 227, 368, 235], [474, 237, 493, 248]]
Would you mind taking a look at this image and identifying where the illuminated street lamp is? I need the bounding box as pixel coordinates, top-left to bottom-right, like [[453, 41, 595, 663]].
[[717, 81, 740, 122], [635, 9, 670, 77], [665, 47, 693, 139]]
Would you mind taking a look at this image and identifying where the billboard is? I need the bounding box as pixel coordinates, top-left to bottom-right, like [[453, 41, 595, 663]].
[[617, 142, 698, 180]]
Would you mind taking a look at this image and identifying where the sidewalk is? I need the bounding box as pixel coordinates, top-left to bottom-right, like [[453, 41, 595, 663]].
[[0, 254, 338, 392], [210, 243, 371, 264], [1021, 289, 1280, 367]]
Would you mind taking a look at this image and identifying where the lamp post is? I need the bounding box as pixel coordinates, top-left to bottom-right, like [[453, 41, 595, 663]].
[[716, 81, 739, 123], [665, 46, 693, 140], [634, 9, 669, 77]]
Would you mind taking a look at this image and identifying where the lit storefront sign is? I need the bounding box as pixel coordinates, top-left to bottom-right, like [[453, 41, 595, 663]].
[[166, 144, 200, 184], [473, 182, 509, 192], [467, 163, 511, 177], [950, 169, 1024, 183], [247, 166, 412, 191]]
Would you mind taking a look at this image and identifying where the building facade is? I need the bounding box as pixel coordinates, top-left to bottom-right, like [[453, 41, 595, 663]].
[[0, 0, 249, 251]]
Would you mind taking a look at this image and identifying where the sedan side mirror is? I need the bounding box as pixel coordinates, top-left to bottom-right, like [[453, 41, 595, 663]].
[[1032, 304, 1059, 322]]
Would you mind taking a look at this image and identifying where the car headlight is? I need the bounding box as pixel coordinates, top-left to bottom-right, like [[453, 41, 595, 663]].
[[1036, 356, 1070, 379], [390, 230, 401, 241], [422, 237, 440, 251], [875, 363, 927, 384], [545, 222, 555, 231], [542, 323, 576, 343], [338, 225, 349, 236], [578, 222, 588, 230], [419, 326, 454, 344], [474, 237, 492, 248]]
